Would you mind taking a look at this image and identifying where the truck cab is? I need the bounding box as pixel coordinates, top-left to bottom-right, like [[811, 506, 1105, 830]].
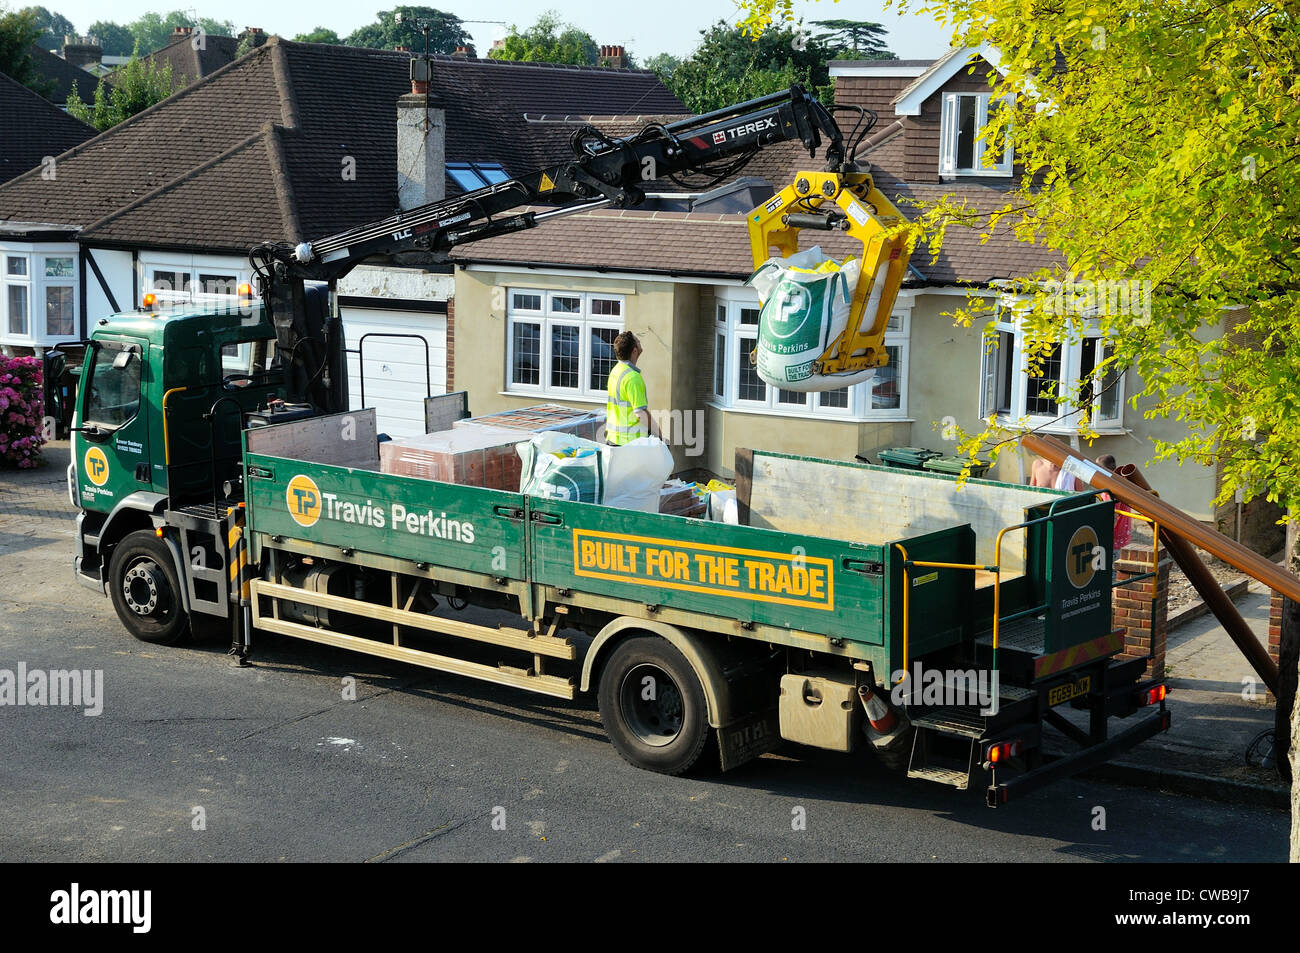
[[70, 296, 296, 639]]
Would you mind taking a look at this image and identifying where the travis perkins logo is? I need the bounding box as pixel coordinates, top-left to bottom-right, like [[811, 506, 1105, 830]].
[[1067, 524, 1103, 589], [285, 474, 475, 542]]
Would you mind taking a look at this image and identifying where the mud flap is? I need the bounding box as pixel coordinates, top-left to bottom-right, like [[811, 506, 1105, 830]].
[[717, 706, 781, 771]]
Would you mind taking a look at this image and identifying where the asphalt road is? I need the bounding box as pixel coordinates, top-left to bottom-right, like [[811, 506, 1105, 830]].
[[0, 465, 1289, 863]]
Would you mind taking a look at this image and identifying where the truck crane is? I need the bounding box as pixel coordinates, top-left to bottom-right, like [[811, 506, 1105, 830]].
[[64, 87, 1173, 804], [246, 85, 913, 414]]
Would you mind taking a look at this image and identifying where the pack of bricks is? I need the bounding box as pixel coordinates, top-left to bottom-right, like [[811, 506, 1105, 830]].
[[380, 425, 525, 490], [453, 403, 603, 441]]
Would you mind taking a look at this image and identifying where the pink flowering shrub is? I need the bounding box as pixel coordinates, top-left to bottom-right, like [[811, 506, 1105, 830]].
[[0, 355, 45, 468]]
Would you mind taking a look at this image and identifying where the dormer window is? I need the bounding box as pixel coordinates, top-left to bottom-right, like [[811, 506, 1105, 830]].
[[448, 162, 510, 191], [940, 92, 1013, 177]]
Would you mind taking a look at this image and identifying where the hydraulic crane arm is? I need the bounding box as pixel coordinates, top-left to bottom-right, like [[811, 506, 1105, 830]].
[[251, 86, 848, 287], [247, 85, 901, 408]]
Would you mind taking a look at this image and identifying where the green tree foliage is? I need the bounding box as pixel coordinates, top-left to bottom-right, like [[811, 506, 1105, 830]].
[[22, 5, 74, 49], [737, 0, 1300, 512], [490, 11, 599, 65], [810, 18, 893, 58], [294, 27, 342, 45], [743, 0, 1300, 828], [0, 5, 50, 94], [346, 7, 469, 53], [643, 52, 681, 80], [126, 12, 232, 55], [87, 20, 135, 56], [66, 54, 177, 129], [665, 19, 856, 114]]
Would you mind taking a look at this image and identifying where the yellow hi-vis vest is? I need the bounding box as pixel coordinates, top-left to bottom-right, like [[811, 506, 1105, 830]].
[[605, 361, 648, 445]]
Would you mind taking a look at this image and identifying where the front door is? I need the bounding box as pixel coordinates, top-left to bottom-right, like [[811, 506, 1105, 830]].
[[75, 336, 151, 514]]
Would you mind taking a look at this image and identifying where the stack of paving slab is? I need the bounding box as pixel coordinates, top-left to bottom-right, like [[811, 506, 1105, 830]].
[[380, 404, 605, 490]]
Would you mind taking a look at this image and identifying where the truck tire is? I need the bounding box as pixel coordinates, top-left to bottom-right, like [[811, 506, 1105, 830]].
[[108, 530, 189, 645], [597, 636, 711, 776]]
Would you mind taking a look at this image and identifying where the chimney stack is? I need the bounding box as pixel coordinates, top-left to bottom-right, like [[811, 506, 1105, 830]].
[[240, 27, 267, 49], [598, 44, 628, 68], [452, 45, 476, 59], [62, 34, 102, 71], [172, 26, 193, 37], [397, 57, 446, 211]]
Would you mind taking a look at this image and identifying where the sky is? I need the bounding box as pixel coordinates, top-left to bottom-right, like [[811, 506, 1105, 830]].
[[34, 0, 952, 61]]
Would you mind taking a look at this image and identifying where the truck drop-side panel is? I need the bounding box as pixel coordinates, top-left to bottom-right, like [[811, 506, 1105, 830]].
[[527, 496, 886, 644], [243, 454, 530, 584]]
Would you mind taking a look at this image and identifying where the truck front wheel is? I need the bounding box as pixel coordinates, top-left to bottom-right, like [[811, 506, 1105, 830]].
[[108, 530, 189, 645], [597, 636, 711, 776]]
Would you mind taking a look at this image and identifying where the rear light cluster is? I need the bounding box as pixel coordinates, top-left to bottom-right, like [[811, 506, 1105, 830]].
[[984, 739, 1024, 766], [1136, 684, 1168, 707]]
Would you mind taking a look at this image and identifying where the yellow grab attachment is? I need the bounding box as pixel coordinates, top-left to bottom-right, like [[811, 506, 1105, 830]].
[[747, 170, 912, 376]]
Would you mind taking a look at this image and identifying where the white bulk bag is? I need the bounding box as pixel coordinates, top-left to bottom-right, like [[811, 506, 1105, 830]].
[[747, 246, 880, 393]]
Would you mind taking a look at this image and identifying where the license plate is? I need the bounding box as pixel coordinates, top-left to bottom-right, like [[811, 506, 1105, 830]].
[[1047, 675, 1091, 706]]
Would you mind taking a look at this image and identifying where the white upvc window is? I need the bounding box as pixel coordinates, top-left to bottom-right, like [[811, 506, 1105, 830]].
[[940, 92, 1013, 177], [505, 288, 625, 399], [711, 288, 909, 420], [4, 254, 31, 339], [980, 309, 1125, 431], [139, 255, 248, 309], [1, 244, 80, 345]]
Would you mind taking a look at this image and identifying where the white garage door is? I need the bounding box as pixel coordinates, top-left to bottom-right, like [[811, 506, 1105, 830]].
[[341, 307, 447, 439]]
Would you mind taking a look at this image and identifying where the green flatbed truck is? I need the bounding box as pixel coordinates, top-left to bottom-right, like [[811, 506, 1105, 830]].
[[67, 297, 1169, 806]]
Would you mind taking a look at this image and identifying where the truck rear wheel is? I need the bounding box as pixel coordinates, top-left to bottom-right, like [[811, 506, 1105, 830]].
[[597, 636, 711, 776], [108, 530, 189, 645]]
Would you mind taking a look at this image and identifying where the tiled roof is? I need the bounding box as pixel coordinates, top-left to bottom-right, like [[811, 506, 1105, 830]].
[[0, 38, 685, 254], [27, 44, 110, 104], [0, 70, 96, 185], [131, 33, 241, 92], [450, 82, 1063, 286], [451, 179, 1060, 286]]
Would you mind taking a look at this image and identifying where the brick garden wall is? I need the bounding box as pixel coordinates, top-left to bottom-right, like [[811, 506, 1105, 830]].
[[1113, 544, 1171, 680]]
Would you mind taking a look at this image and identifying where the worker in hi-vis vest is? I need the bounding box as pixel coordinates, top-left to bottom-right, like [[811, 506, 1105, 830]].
[[605, 331, 659, 445]]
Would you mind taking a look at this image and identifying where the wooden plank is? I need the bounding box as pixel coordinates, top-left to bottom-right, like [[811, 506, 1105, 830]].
[[244, 408, 379, 468], [734, 446, 754, 527], [253, 580, 575, 660], [423, 391, 470, 434], [747, 452, 1065, 574]]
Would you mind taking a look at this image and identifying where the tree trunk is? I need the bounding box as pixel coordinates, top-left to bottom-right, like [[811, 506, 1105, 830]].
[[1280, 520, 1299, 860]]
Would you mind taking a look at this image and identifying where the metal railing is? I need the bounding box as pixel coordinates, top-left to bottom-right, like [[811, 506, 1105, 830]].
[[893, 496, 1140, 677]]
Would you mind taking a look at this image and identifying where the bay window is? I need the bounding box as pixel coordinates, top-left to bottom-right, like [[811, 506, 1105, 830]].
[[1, 245, 80, 345], [980, 312, 1125, 430], [505, 288, 625, 398], [712, 291, 909, 419]]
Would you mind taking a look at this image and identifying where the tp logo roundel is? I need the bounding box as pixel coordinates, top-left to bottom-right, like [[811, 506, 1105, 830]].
[[286, 474, 321, 527], [1066, 524, 1100, 589], [84, 446, 109, 486]]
